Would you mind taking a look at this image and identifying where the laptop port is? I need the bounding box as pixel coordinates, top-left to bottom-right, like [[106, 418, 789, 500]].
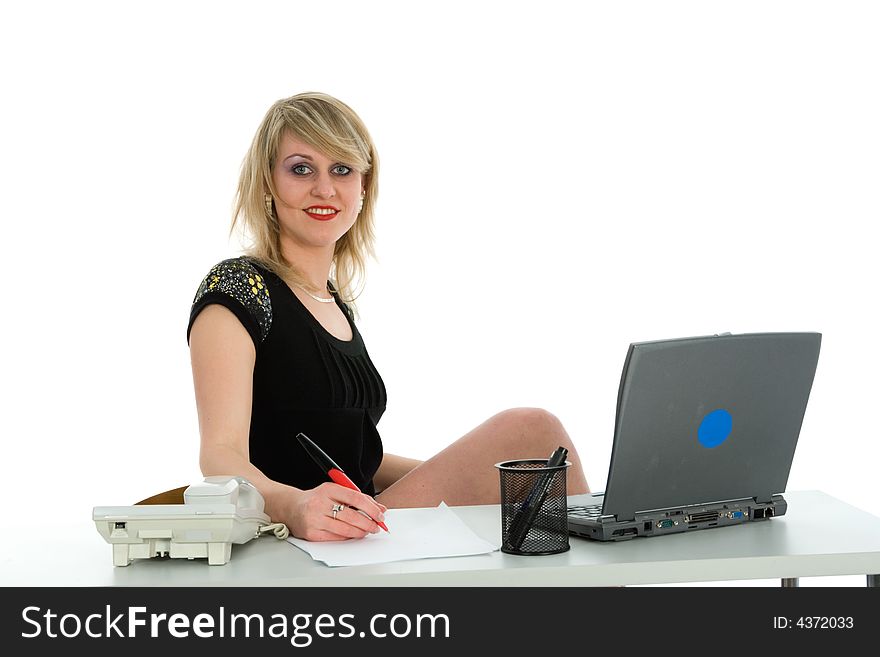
[[656, 519, 677, 529], [612, 527, 638, 537], [726, 511, 744, 519], [686, 511, 720, 523]]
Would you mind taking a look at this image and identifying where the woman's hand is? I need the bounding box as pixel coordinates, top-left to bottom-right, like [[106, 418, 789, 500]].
[[284, 482, 388, 541]]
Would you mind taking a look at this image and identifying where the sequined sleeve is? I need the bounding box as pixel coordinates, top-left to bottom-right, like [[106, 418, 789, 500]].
[[187, 258, 272, 347]]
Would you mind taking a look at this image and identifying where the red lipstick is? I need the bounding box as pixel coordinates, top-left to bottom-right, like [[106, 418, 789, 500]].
[[303, 206, 339, 221]]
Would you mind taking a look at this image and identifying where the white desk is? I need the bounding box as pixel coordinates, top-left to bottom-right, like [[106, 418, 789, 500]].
[[3, 490, 879, 587]]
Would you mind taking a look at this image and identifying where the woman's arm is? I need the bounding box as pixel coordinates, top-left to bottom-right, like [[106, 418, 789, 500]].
[[189, 304, 385, 540], [373, 453, 424, 493]]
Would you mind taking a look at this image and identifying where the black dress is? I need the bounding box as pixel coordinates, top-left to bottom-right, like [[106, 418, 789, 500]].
[[187, 257, 386, 495]]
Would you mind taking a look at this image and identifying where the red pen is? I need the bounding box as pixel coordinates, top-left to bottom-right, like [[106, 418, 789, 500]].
[[295, 432, 389, 532]]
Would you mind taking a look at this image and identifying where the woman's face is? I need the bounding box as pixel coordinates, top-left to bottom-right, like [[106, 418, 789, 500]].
[[271, 132, 364, 254]]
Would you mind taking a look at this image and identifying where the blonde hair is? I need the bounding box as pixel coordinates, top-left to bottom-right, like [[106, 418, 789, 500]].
[[232, 92, 379, 307]]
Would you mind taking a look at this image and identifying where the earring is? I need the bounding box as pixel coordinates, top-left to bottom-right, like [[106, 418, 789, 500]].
[[357, 192, 365, 214], [264, 194, 273, 215]]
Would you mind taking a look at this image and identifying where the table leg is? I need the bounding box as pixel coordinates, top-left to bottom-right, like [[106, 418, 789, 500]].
[[781, 578, 799, 587]]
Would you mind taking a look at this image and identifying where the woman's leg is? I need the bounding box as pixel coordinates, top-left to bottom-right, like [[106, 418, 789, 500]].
[[375, 407, 590, 508]]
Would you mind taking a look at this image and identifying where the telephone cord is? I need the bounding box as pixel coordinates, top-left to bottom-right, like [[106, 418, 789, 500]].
[[259, 522, 290, 539]]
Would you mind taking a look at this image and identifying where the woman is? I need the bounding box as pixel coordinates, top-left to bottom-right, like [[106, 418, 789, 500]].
[[188, 92, 589, 541]]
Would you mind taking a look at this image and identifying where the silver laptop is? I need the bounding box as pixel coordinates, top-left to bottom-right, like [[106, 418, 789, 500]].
[[567, 332, 821, 541]]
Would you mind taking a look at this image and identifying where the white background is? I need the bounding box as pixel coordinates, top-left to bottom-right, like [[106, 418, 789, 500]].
[[2, 1, 878, 586]]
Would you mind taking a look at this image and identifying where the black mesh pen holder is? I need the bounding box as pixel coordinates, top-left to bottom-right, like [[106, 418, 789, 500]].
[[496, 459, 570, 555]]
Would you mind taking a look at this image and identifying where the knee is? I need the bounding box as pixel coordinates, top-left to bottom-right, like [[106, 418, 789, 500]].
[[493, 407, 566, 438]]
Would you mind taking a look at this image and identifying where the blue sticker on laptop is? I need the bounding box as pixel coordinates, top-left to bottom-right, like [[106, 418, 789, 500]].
[[698, 409, 732, 448]]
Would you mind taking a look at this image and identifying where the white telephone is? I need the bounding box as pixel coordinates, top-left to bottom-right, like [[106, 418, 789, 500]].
[[93, 476, 289, 566]]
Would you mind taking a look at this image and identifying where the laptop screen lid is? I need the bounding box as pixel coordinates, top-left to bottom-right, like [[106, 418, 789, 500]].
[[601, 332, 821, 522]]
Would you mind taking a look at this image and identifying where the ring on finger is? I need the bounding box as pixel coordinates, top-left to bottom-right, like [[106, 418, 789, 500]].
[[331, 503, 345, 520]]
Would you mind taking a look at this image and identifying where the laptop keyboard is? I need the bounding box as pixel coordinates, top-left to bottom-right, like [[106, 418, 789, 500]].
[[567, 504, 603, 519]]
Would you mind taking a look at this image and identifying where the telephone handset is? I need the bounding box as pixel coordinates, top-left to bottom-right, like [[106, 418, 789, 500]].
[[184, 475, 265, 514], [93, 476, 289, 566]]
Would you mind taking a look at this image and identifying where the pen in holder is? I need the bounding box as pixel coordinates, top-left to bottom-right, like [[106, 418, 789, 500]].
[[496, 455, 570, 555]]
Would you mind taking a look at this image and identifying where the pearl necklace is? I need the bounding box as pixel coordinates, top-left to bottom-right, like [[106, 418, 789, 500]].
[[296, 284, 335, 303]]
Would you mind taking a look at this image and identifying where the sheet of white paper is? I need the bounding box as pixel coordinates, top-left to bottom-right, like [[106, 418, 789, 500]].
[[287, 502, 500, 567]]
